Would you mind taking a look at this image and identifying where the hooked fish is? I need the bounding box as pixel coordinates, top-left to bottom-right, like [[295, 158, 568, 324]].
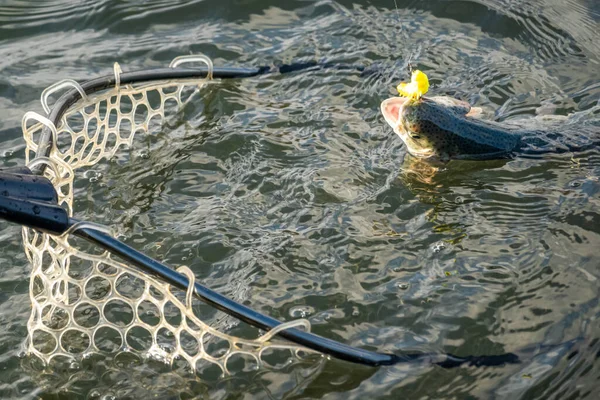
[[381, 95, 525, 162], [379, 69, 600, 162]]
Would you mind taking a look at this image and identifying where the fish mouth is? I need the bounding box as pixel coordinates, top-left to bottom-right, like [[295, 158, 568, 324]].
[[380, 97, 409, 129]]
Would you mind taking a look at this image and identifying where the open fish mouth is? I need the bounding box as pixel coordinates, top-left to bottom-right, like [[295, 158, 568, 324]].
[[380, 97, 409, 129]]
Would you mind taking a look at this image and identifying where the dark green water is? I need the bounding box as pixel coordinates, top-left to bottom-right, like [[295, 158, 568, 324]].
[[0, 0, 599, 398]]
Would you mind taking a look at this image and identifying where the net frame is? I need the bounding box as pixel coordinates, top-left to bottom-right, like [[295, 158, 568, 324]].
[[20, 55, 317, 375]]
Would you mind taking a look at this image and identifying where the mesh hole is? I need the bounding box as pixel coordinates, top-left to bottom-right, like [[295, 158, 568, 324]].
[[146, 90, 162, 111], [73, 302, 100, 328], [95, 124, 106, 145], [184, 316, 202, 332], [164, 98, 179, 116], [163, 301, 182, 328], [115, 273, 145, 300], [32, 329, 57, 354], [260, 347, 294, 369], [119, 95, 133, 114], [66, 111, 85, 134], [97, 102, 107, 122], [68, 282, 82, 303], [134, 104, 149, 125], [162, 86, 178, 95], [73, 135, 86, 155], [138, 300, 160, 326], [149, 285, 164, 301], [86, 117, 98, 140], [68, 258, 94, 280], [226, 353, 259, 374], [41, 252, 56, 276], [85, 276, 111, 301], [179, 330, 200, 357], [31, 275, 45, 297], [108, 108, 119, 129], [27, 149, 37, 164], [105, 131, 119, 155], [196, 360, 223, 381], [61, 329, 90, 354], [202, 333, 231, 359], [126, 326, 153, 351], [97, 263, 118, 276], [89, 148, 102, 163], [104, 299, 134, 327], [50, 280, 66, 302], [94, 326, 123, 352], [148, 114, 162, 132], [41, 305, 69, 330], [117, 118, 132, 141], [81, 141, 95, 161], [83, 104, 96, 115], [157, 327, 177, 354], [56, 130, 73, 156]]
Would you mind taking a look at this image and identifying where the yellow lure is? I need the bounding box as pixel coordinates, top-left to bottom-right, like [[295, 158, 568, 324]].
[[396, 69, 430, 100]]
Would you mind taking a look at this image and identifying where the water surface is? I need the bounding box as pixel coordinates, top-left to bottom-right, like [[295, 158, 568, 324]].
[[0, 0, 599, 398]]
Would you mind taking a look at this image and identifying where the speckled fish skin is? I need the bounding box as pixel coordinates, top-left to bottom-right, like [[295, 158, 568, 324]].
[[381, 96, 523, 161]]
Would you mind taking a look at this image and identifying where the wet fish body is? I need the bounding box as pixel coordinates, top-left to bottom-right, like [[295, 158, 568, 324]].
[[381, 96, 531, 161]]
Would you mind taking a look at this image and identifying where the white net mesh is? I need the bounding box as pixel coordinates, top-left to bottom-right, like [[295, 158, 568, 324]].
[[20, 59, 312, 377]]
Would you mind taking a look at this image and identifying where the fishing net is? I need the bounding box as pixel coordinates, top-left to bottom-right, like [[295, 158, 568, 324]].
[[20, 56, 312, 377]]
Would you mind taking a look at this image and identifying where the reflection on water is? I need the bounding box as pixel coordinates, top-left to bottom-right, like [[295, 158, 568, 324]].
[[0, 0, 599, 398]]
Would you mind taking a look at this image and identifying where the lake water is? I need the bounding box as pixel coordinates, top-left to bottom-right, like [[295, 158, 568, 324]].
[[0, 0, 599, 398]]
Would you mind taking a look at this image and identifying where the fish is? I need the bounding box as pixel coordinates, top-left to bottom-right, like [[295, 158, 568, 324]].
[[381, 96, 526, 162]]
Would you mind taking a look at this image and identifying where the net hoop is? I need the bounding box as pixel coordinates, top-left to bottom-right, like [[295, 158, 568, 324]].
[[20, 54, 322, 376]]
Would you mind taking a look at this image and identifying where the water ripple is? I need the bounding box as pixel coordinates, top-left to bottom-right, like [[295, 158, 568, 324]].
[[0, 0, 599, 398]]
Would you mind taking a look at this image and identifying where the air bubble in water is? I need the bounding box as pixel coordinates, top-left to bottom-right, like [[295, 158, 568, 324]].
[[83, 170, 102, 183], [289, 305, 314, 318], [68, 360, 80, 372], [432, 242, 446, 253]]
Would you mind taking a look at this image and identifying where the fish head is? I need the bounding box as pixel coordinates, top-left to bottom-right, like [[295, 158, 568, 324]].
[[380, 96, 482, 160]]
